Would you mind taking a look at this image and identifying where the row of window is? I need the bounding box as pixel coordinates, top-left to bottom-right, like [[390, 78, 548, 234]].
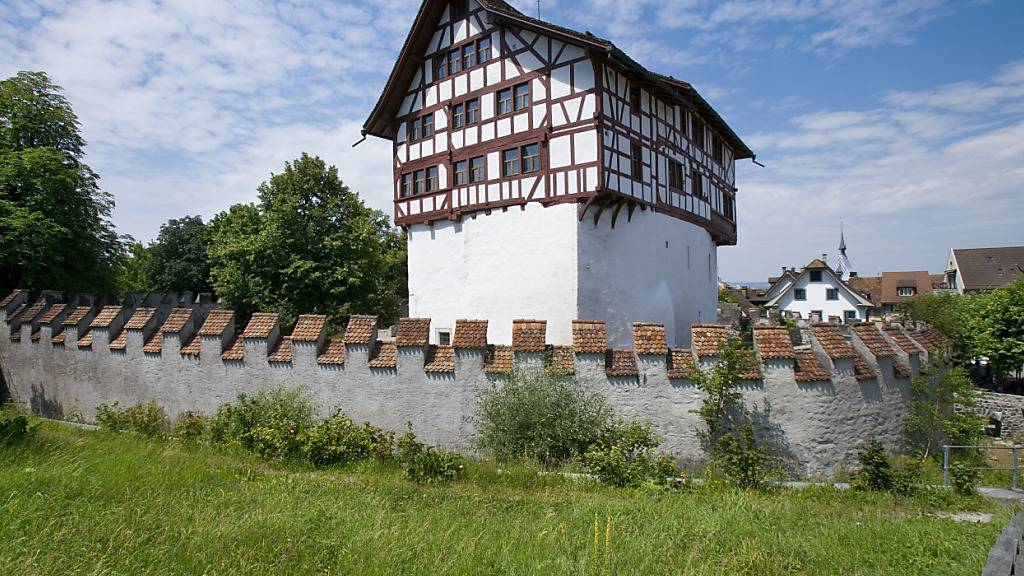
[[794, 288, 841, 301], [398, 142, 541, 198], [435, 36, 492, 80], [628, 86, 728, 165], [406, 82, 530, 142]]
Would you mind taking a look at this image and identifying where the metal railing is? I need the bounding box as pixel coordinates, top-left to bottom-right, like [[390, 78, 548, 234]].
[[943, 444, 1022, 490]]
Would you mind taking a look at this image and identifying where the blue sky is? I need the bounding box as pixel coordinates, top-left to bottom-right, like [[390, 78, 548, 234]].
[[2, 0, 1022, 282]]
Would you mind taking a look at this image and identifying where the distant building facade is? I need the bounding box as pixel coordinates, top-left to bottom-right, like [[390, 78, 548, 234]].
[[762, 257, 873, 322], [945, 246, 1024, 294]]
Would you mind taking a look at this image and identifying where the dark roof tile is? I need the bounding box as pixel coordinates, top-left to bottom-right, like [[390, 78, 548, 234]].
[[605, 349, 638, 377], [667, 348, 695, 379], [267, 337, 293, 363], [852, 323, 894, 358]]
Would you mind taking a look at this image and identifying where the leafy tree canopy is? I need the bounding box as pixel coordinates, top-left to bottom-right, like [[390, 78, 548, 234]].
[[209, 153, 406, 328], [145, 215, 214, 296], [115, 239, 151, 296], [0, 71, 122, 295]]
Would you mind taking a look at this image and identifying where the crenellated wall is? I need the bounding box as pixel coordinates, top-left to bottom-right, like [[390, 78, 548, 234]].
[[0, 289, 948, 475]]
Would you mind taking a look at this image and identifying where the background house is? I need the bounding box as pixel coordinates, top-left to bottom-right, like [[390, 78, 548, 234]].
[[945, 246, 1024, 294], [763, 257, 873, 322]]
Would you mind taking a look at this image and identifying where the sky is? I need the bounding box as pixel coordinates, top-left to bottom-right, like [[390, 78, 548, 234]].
[[1, 0, 1022, 283]]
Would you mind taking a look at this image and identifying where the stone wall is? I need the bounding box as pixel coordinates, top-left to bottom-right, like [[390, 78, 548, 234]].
[[976, 392, 1024, 441], [0, 289, 946, 475]]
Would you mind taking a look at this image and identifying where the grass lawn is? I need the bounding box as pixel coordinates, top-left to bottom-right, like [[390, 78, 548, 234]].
[[0, 421, 1016, 575]]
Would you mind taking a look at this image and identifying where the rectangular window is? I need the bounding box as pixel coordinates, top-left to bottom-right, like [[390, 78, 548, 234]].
[[631, 142, 643, 180], [466, 98, 479, 124], [470, 155, 485, 182], [452, 103, 465, 128], [409, 117, 422, 141], [496, 87, 513, 115], [794, 288, 807, 301], [724, 192, 735, 221], [810, 270, 823, 282], [668, 159, 684, 190], [426, 166, 438, 191], [422, 113, 433, 139], [680, 110, 688, 137], [513, 82, 530, 111], [453, 160, 468, 186], [414, 169, 425, 194], [630, 86, 641, 112], [521, 144, 539, 173], [691, 167, 703, 198], [461, 44, 475, 70], [449, 49, 461, 74], [692, 117, 704, 150], [845, 310, 857, 320], [897, 287, 916, 297], [826, 288, 839, 301], [712, 134, 723, 164], [437, 329, 452, 346], [400, 173, 413, 198], [435, 55, 448, 80], [476, 37, 491, 64], [502, 147, 520, 177], [451, 0, 468, 19]]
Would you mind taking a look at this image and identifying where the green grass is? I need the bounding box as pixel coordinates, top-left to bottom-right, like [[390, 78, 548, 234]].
[[0, 421, 1017, 575]]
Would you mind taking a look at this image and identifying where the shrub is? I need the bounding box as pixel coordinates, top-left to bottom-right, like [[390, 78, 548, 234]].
[[396, 426, 465, 484], [853, 439, 893, 492], [712, 423, 777, 490], [95, 401, 169, 439], [949, 461, 979, 495], [301, 410, 395, 467], [0, 405, 35, 444], [583, 421, 677, 488], [173, 411, 207, 442], [207, 388, 315, 460], [475, 369, 613, 465]]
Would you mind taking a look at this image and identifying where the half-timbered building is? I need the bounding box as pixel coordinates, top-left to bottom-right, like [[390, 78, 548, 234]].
[[363, 0, 754, 347]]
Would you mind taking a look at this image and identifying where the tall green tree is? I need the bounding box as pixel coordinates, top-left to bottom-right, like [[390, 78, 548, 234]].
[[145, 215, 214, 296], [0, 71, 122, 294], [209, 154, 405, 327], [115, 239, 152, 296]]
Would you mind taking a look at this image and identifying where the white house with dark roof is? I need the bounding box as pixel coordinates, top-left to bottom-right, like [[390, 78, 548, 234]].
[[944, 246, 1024, 294], [362, 0, 753, 347], [763, 258, 873, 323]]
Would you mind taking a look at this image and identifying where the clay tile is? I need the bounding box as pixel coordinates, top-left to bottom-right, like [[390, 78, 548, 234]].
[[62, 306, 92, 327], [108, 329, 128, 350], [31, 330, 41, 342], [484, 345, 514, 374], [160, 308, 193, 334], [77, 330, 93, 348], [142, 331, 163, 354], [396, 317, 430, 346], [667, 348, 695, 379], [512, 319, 546, 352], [853, 353, 874, 381], [852, 323, 893, 358], [810, 324, 857, 359], [39, 303, 67, 325], [884, 327, 920, 355], [572, 320, 607, 354], [453, 319, 488, 348], [344, 315, 378, 344], [8, 303, 26, 322], [90, 306, 123, 329], [632, 323, 668, 355], [267, 337, 293, 363], [291, 314, 327, 342], [317, 338, 346, 365], [605, 349, 638, 377], [793, 349, 830, 382], [180, 334, 200, 357], [198, 310, 234, 336], [19, 300, 48, 323], [242, 313, 278, 339], [124, 307, 156, 330], [692, 324, 728, 357], [753, 326, 795, 359], [425, 345, 456, 373], [0, 289, 24, 308], [221, 336, 244, 361], [739, 363, 763, 381], [547, 345, 575, 375], [51, 332, 67, 345], [368, 341, 397, 368]]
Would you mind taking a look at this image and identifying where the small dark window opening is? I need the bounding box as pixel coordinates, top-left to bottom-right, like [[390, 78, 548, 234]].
[[629, 86, 641, 113], [691, 167, 703, 198], [521, 144, 540, 173], [452, 103, 465, 128], [470, 156, 485, 182], [810, 270, 823, 282], [631, 143, 643, 180], [477, 37, 491, 64], [453, 160, 468, 186], [451, 0, 468, 19], [668, 159, 684, 190], [466, 98, 480, 124]]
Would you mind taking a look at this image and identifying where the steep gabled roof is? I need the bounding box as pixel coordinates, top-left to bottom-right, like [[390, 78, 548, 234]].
[[951, 246, 1024, 291], [362, 0, 752, 159], [765, 261, 874, 309]]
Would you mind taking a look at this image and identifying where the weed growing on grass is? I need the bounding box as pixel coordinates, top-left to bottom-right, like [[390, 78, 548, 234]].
[[0, 404, 36, 444], [582, 421, 678, 488], [95, 401, 168, 438], [301, 410, 395, 466], [172, 411, 206, 442], [207, 388, 315, 459]]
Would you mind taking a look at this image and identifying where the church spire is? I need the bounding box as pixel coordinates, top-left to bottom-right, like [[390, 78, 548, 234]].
[[839, 223, 847, 254], [835, 223, 852, 281]]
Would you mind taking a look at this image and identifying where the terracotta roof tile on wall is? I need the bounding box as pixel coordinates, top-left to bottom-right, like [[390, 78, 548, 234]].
[[90, 306, 123, 329], [667, 349, 696, 379], [396, 317, 430, 346], [142, 332, 163, 354], [51, 332, 66, 345], [0, 289, 24, 308], [754, 327, 795, 359], [572, 320, 606, 353], [160, 308, 193, 333], [198, 310, 234, 336], [77, 330, 93, 348], [221, 336, 245, 361], [453, 319, 488, 348], [8, 304, 26, 321], [291, 314, 326, 342], [793, 349, 830, 382], [692, 325, 728, 357], [344, 315, 377, 344], [62, 306, 92, 326], [180, 335, 200, 357], [39, 303, 67, 325], [317, 338, 346, 365], [19, 300, 48, 323], [547, 345, 575, 375], [267, 337, 293, 363], [810, 324, 857, 359], [424, 345, 456, 373], [368, 341, 397, 369], [914, 326, 949, 348], [852, 324, 894, 358], [484, 345, 514, 374], [885, 328, 921, 355], [30, 330, 41, 342], [512, 319, 546, 352], [242, 313, 278, 339], [124, 308, 156, 330], [108, 330, 128, 350], [605, 349, 638, 377], [632, 323, 668, 355], [894, 362, 911, 379], [740, 364, 762, 381], [853, 354, 875, 381]]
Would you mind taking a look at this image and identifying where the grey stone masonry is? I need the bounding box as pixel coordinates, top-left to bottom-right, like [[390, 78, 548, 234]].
[[0, 290, 949, 475]]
